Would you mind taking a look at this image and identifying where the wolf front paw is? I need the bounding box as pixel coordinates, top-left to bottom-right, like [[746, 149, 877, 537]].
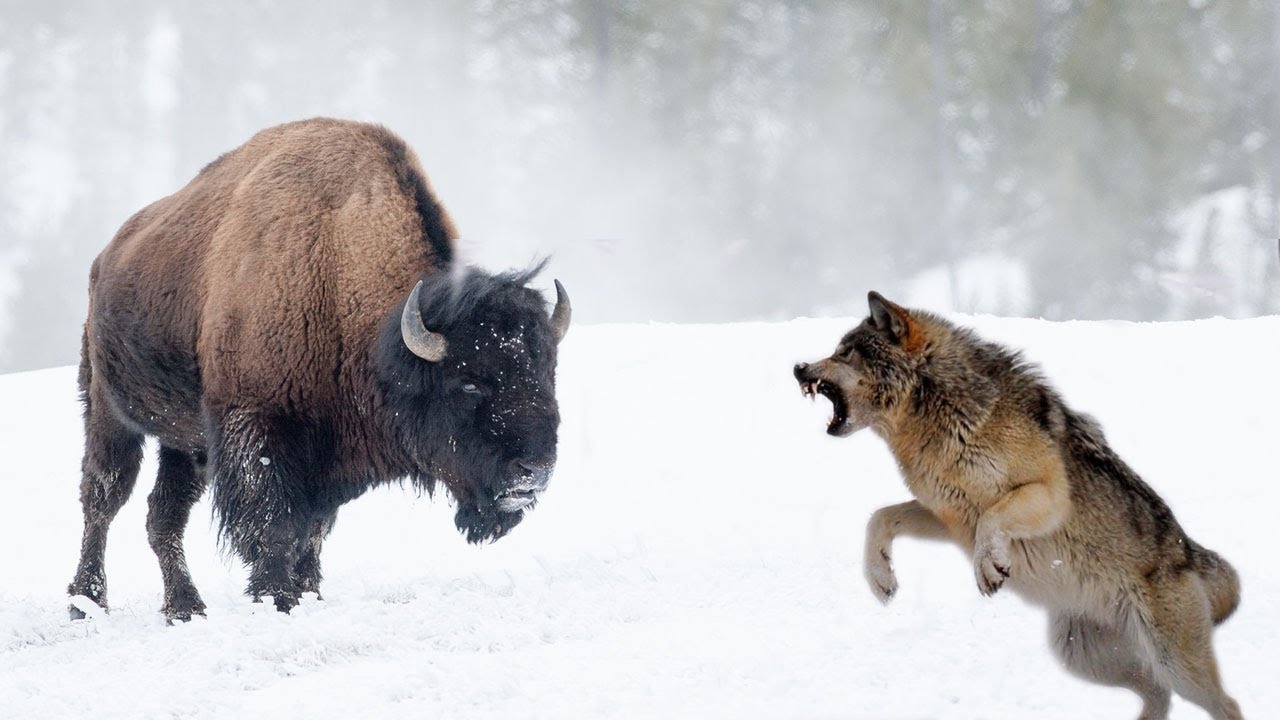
[[864, 546, 898, 603], [974, 539, 1011, 596]]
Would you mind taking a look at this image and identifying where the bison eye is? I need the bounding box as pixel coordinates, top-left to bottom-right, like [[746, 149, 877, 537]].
[[461, 382, 481, 395]]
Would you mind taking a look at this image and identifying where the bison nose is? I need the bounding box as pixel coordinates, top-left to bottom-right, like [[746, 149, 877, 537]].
[[496, 459, 553, 512], [793, 362, 810, 380], [510, 459, 553, 491]]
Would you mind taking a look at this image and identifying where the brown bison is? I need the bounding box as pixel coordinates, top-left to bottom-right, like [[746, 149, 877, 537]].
[[67, 118, 571, 619]]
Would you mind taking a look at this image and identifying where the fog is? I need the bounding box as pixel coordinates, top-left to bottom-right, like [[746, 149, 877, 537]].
[[2, 1, 1277, 373]]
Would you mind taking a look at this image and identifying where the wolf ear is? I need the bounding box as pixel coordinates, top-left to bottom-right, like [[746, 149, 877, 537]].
[[868, 291, 913, 344]]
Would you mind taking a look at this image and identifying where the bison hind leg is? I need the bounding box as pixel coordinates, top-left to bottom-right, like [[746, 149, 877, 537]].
[[147, 446, 209, 622], [68, 381, 144, 619]]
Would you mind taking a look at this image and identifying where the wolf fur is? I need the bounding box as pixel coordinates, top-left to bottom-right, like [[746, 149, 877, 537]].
[[793, 292, 1241, 720]]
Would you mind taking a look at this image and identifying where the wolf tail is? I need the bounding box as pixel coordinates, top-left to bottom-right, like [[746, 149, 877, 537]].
[[1190, 539, 1240, 625]]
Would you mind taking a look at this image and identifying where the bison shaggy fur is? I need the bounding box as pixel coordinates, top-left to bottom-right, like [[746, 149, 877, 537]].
[[67, 118, 570, 618]]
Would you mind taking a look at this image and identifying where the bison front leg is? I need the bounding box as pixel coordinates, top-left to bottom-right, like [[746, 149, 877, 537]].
[[242, 522, 304, 612], [293, 509, 338, 599], [208, 411, 317, 613]]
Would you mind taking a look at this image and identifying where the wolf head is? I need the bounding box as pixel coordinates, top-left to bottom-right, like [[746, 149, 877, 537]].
[[793, 291, 999, 438]]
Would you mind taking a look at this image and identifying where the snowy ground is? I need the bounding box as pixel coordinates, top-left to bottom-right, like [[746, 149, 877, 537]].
[[1, 315, 1276, 719]]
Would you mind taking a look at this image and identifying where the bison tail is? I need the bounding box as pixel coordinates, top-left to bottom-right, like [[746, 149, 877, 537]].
[[77, 323, 92, 401]]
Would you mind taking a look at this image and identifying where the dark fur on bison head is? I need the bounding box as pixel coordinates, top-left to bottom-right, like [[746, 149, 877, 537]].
[[374, 262, 568, 543]]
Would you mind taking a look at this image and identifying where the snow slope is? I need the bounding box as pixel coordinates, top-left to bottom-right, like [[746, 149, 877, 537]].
[[1, 315, 1276, 719]]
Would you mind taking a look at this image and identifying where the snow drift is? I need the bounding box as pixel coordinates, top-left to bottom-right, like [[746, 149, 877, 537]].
[[1, 315, 1275, 718]]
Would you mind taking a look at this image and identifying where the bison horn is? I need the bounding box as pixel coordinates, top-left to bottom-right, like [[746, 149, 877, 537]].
[[551, 279, 571, 343], [400, 280, 447, 362]]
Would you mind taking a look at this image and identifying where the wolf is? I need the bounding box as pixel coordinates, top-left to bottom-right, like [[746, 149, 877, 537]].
[[793, 292, 1242, 719]]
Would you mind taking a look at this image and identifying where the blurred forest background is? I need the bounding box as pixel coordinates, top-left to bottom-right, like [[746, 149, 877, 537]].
[[1, 0, 1278, 372]]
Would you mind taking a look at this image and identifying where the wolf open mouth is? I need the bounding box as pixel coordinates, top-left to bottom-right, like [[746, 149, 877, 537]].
[[800, 379, 851, 435]]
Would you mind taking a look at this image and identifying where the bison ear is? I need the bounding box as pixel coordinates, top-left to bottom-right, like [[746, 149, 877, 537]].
[[867, 291, 913, 345]]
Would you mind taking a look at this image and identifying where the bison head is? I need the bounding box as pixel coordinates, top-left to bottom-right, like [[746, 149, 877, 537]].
[[376, 265, 570, 543]]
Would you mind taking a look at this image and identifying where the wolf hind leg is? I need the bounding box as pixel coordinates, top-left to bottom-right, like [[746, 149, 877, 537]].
[[1050, 612, 1171, 719], [1139, 572, 1242, 720]]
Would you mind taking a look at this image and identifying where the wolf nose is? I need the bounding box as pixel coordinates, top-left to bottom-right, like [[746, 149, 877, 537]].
[[793, 362, 810, 380]]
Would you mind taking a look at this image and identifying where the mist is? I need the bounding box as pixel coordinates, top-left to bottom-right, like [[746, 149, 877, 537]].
[[2, 1, 1277, 373]]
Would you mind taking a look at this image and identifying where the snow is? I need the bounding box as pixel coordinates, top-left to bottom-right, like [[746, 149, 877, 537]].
[[1, 315, 1276, 718]]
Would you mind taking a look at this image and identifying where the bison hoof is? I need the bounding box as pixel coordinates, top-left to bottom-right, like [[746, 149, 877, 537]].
[[67, 593, 108, 621], [252, 592, 300, 613], [296, 574, 323, 597], [162, 592, 207, 624], [163, 607, 207, 624]]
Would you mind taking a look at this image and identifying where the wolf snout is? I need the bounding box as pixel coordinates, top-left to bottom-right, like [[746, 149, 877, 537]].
[[793, 362, 815, 382], [794, 362, 824, 399]]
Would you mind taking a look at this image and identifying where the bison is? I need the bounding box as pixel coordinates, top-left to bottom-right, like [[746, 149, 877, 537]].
[[67, 118, 570, 619]]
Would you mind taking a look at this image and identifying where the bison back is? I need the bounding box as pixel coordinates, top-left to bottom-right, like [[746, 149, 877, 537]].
[[87, 118, 457, 441]]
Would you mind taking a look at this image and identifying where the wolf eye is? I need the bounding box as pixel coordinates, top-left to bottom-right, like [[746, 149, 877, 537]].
[[461, 383, 481, 395]]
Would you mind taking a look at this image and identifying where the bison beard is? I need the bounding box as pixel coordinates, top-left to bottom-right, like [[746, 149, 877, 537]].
[[67, 119, 570, 619]]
